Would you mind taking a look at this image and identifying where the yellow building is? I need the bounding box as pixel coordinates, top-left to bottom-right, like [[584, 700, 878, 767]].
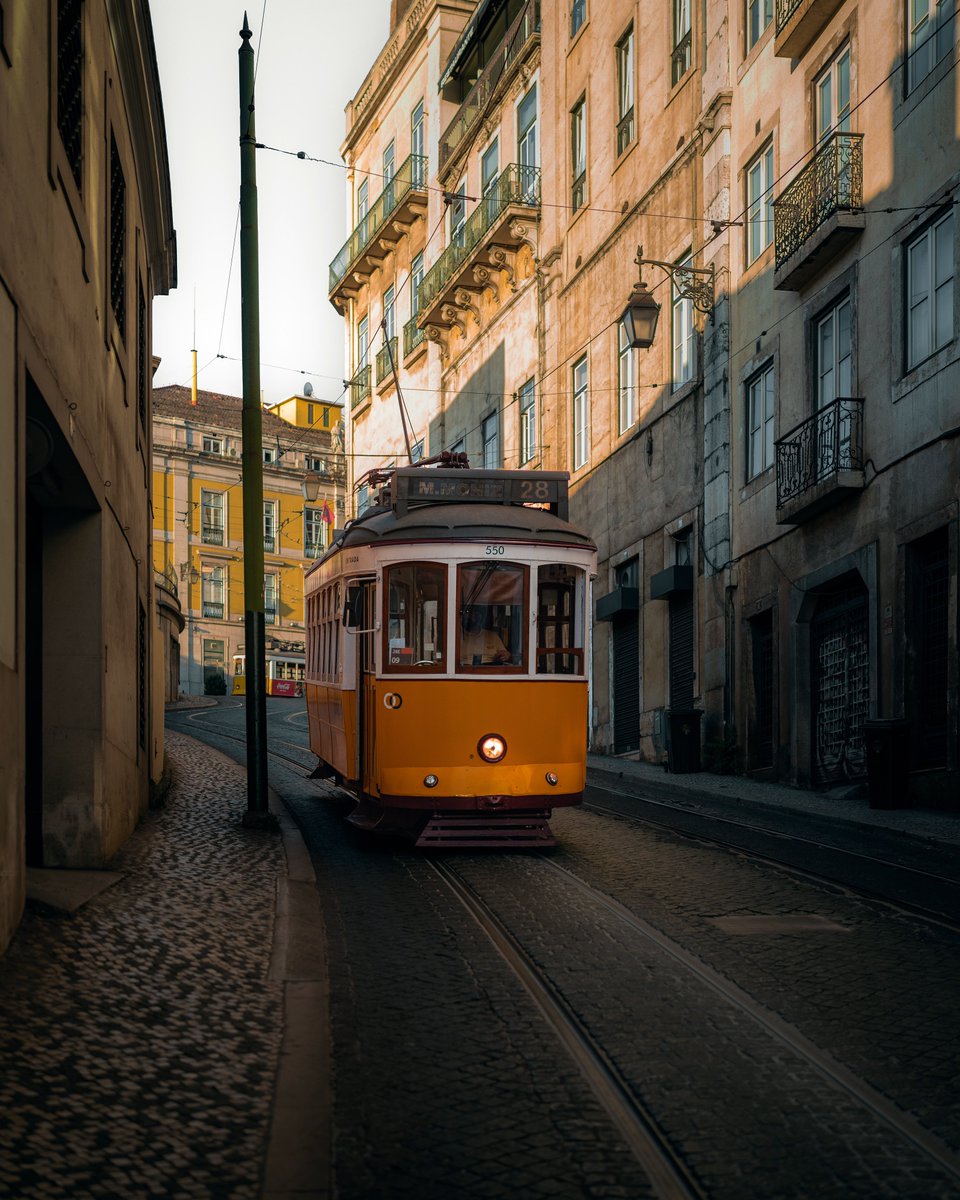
[[152, 385, 343, 695]]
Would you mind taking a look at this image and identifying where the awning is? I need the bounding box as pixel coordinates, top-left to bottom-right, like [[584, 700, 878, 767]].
[[439, 0, 496, 89]]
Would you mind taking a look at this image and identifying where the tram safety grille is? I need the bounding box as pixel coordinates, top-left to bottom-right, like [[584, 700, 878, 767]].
[[416, 813, 555, 848]]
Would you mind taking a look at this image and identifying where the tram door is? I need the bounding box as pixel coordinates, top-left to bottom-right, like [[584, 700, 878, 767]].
[[355, 580, 378, 800]]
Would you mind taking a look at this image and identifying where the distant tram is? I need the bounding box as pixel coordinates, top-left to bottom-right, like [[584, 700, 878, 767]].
[[231, 650, 305, 697], [304, 462, 597, 847]]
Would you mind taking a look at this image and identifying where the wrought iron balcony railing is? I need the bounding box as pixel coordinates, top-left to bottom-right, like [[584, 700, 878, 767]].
[[264, 606, 277, 625], [376, 338, 398, 385], [349, 364, 371, 410], [671, 29, 692, 85], [418, 164, 541, 314], [304, 540, 323, 560], [773, 132, 863, 269], [263, 534, 275, 554], [202, 601, 224, 619], [775, 397, 864, 510], [439, 1, 540, 172], [775, 0, 803, 29], [328, 152, 428, 294], [404, 315, 425, 357], [201, 524, 224, 546]]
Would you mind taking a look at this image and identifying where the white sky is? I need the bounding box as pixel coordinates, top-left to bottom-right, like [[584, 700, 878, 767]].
[[150, 1, 390, 407]]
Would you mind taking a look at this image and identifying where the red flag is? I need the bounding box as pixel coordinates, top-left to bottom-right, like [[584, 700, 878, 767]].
[[321, 501, 333, 524]]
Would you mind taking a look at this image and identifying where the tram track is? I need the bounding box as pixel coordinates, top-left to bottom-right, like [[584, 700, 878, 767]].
[[430, 853, 960, 1198], [584, 785, 960, 932]]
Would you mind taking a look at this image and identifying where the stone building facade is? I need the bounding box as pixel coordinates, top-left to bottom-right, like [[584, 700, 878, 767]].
[[0, 0, 176, 952], [152, 385, 342, 695], [331, 0, 960, 808]]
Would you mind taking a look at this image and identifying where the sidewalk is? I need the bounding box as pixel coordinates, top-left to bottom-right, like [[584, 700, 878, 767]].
[[587, 752, 960, 848], [3, 730, 330, 1200]]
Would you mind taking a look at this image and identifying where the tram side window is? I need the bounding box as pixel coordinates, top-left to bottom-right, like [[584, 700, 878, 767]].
[[537, 564, 585, 675], [457, 562, 528, 672], [383, 563, 447, 671]]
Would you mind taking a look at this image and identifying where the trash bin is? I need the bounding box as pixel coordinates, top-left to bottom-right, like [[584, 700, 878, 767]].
[[667, 709, 702, 773], [862, 718, 911, 809]]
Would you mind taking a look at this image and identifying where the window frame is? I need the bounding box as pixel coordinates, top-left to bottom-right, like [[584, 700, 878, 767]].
[[383, 561, 448, 674], [815, 292, 853, 409], [618, 322, 636, 434], [672, 251, 696, 391], [200, 489, 225, 545], [519, 378, 536, 464], [746, 360, 775, 480], [746, 141, 774, 266], [572, 355, 589, 470], [672, 0, 692, 86], [745, 0, 772, 55], [571, 0, 586, 39], [571, 96, 586, 213], [905, 207, 954, 371], [907, 0, 955, 95], [456, 562, 530, 675], [616, 25, 635, 156], [481, 410, 500, 469]]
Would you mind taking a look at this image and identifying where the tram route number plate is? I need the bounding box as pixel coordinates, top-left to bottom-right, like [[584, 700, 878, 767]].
[[393, 472, 564, 507]]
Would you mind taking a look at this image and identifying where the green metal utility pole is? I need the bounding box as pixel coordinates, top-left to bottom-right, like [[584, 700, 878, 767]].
[[238, 14, 274, 827]]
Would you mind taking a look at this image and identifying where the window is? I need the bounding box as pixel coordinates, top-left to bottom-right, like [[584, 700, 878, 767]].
[[137, 279, 147, 429], [411, 438, 424, 463], [356, 483, 370, 516], [411, 252, 424, 318], [907, 209, 954, 369], [518, 85, 538, 169], [357, 178, 369, 239], [746, 362, 775, 479], [201, 490, 224, 545], [263, 446, 276, 465], [482, 138, 500, 223], [572, 355, 589, 469], [384, 562, 447, 672], [202, 435, 223, 455], [264, 573, 277, 624], [449, 438, 466, 457], [383, 284, 396, 343], [358, 314, 369, 369], [571, 98, 586, 213], [457, 562, 528, 672], [746, 0, 772, 53], [618, 323, 636, 433], [382, 140, 396, 211], [908, 0, 954, 93], [616, 27, 635, 155], [57, 0, 83, 193], [307, 456, 326, 473], [450, 182, 466, 247], [109, 132, 126, 343], [672, 252, 696, 389], [746, 142, 774, 264], [816, 294, 852, 407], [537, 564, 586, 675], [411, 100, 425, 186], [482, 411, 500, 469], [306, 403, 315, 426], [304, 508, 323, 558], [137, 600, 147, 751], [571, 0, 586, 37], [263, 500, 277, 553], [202, 565, 225, 620], [519, 378, 536, 463], [672, 0, 692, 85], [816, 47, 851, 142]]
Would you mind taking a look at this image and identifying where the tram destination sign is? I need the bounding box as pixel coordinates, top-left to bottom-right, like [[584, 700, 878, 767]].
[[392, 468, 569, 519]]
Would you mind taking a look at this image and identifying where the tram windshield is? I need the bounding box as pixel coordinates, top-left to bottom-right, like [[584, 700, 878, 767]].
[[457, 563, 527, 672], [383, 562, 446, 671], [537, 564, 585, 675]]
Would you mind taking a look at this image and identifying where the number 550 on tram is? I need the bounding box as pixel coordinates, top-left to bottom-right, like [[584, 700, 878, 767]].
[[304, 467, 598, 848]]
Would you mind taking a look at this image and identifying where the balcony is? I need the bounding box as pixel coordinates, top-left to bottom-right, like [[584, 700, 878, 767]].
[[403, 315, 426, 359], [775, 0, 845, 58], [416, 164, 540, 352], [201, 524, 224, 546], [349, 365, 371, 411], [773, 132, 864, 291], [375, 338, 398, 387], [439, 1, 540, 175], [304, 540, 323, 560], [775, 397, 865, 524], [264, 533, 276, 554], [202, 601, 224, 619], [328, 152, 428, 309]]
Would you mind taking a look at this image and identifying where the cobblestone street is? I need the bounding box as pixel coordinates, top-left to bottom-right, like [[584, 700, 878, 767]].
[[2, 702, 960, 1198]]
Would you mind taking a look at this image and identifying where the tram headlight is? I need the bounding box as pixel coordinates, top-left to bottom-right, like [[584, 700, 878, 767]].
[[423, 774, 439, 788], [478, 734, 507, 763]]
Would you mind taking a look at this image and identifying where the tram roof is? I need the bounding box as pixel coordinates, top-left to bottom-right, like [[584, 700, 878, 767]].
[[323, 501, 596, 555]]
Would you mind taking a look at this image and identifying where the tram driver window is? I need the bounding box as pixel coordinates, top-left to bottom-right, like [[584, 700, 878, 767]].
[[457, 563, 528, 671], [537, 564, 585, 674], [383, 563, 446, 671]]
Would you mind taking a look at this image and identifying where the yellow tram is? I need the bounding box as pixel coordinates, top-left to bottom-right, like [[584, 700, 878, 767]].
[[304, 464, 598, 847], [231, 650, 305, 697]]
